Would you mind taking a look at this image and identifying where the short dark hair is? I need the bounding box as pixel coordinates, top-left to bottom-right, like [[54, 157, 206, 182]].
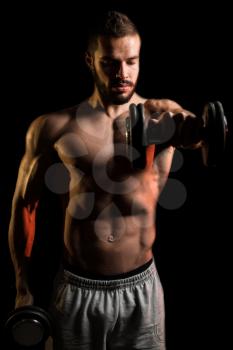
[[87, 11, 140, 53]]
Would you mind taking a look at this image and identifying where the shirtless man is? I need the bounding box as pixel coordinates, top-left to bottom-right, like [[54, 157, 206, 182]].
[[8, 11, 202, 350]]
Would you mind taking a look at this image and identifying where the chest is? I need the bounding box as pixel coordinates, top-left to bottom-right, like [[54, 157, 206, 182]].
[[54, 115, 128, 169]]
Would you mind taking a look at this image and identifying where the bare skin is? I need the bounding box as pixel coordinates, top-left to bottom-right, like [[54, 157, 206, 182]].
[[8, 34, 201, 308]]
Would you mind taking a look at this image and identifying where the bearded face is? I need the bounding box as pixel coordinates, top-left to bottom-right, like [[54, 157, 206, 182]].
[[89, 34, 141, 105]]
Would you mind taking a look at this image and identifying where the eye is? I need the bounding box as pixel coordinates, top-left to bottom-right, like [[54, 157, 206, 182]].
[[100, 60, 121, 71], [100, 60, 115, 68], [100, 60, 110, 67], [101, 59, 109, 65], [126, 59, 138, 65]]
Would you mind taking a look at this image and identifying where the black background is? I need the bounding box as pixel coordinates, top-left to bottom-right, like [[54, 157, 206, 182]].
[[1, 1, 232, 349]]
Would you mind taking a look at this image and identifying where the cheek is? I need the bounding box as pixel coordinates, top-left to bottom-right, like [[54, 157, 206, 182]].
[[94, 67, 108, 85], [131, 65, 139, 79]]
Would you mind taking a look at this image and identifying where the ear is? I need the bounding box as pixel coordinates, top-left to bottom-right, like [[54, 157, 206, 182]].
[[85, 52, 94, 71]]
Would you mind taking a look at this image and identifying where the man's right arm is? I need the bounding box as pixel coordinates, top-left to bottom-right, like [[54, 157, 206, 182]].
[[8, 115, 55, 308]]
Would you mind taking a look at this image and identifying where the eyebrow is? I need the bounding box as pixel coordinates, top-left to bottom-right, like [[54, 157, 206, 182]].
[[100, 56, 139, 61]]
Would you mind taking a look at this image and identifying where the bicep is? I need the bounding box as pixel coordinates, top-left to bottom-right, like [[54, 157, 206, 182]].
[[13, 153, 48, 207], [13, 117, 54, 206]]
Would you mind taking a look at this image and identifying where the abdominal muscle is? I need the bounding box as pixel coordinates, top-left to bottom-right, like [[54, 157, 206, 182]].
[[63, 172, 159, 275]]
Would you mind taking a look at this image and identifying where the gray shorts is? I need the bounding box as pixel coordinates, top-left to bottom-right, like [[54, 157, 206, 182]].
[[49, 258, 166, 350]]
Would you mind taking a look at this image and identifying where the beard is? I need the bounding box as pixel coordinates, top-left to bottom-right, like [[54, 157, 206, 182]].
[[93, 68, 137, 105]]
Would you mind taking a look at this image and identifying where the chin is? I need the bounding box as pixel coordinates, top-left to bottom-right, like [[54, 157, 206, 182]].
[[112, 97, 130, 105], [111, 92, 135, 105]]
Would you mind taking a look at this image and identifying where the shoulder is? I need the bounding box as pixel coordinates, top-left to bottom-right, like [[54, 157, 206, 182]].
[[26, 104, 79, 154]]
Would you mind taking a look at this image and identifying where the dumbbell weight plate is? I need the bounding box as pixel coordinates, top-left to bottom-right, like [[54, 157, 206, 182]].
[[214, 101, 227, 157], [128, 103, 147, 169], [5, 305, 52, 347], [201, 101, 227, 167]]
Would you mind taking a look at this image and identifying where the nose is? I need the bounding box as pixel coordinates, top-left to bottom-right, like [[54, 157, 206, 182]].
[[116, 62, 128, 79]]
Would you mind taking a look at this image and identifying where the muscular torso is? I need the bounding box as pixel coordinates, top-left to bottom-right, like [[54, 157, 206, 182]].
[[46, 98, 171, 274]]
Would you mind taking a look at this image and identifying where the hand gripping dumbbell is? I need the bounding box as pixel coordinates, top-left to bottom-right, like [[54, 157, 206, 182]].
[[125, 101, 228, 169]]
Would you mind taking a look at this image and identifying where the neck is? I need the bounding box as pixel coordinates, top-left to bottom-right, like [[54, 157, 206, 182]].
[[88, 87, 141, 119]]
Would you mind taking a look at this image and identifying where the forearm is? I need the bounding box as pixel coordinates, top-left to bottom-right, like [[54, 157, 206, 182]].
[[8, 198, 38, 295]]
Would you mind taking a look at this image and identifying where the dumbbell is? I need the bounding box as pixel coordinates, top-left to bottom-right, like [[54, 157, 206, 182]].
[[4, 305, 52, 348], [125, 101, 228, 169]]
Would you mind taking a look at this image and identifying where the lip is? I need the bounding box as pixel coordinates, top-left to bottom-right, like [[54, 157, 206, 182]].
[[112, 85, 131, 93]]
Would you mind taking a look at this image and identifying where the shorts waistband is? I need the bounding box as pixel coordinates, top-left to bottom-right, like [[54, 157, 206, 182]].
[[63, 258, 153, 280], [61, 258, 157, 290]]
